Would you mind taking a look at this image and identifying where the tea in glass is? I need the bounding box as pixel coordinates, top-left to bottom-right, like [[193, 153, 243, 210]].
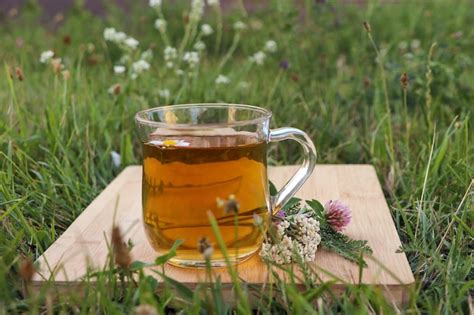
[[142, 133, 269, 265]]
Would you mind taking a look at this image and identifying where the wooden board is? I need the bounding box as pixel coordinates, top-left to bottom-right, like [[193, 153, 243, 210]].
[[33, 165, 414, 304]]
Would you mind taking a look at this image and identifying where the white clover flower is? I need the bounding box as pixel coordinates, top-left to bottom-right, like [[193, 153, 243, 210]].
[[194, 40, 206, 51], [201, 24, 214, 36], [175, 69, 185, 76], [110, 151, 121, 167], [103, 28, 116, 41], [190, 0, 205, 21], [233, 21, 247, 31], [183, 51, 200, 68], [249, 51, 266, 65], [215, 74, 230, 85], [132, 60, 150, 76], [141, 49, 153, 62], [40, 50, 54, 63], [114, 65, 126, 74], [166, 61, 174, 68], [149, 0, 162, 8], [154, 19, 167, 32], [124, 37, 139, 49], [207, 0, 219, 6], [164, 46, 177, 61], [159, 89, 170, 99], [264, 40, 277, 53]]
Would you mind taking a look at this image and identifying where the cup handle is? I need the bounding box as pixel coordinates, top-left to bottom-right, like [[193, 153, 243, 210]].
[[269, 127, 317, 214]]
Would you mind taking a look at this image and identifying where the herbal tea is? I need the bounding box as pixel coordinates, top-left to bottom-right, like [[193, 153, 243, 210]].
[[142, 133, 269, 265]]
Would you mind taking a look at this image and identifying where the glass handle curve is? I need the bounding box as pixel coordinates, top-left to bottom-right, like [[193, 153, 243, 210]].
[[269, 127, 317, 214]]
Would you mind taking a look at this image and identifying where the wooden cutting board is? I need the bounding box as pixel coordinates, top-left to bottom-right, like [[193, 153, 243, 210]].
[[33, 165, 414, 304]]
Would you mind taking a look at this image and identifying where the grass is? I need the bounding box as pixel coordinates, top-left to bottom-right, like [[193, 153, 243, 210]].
[[0, 0, 473, 313]]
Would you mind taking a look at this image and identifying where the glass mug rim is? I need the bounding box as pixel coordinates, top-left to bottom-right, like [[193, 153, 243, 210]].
[[135, 103, 273, 129]]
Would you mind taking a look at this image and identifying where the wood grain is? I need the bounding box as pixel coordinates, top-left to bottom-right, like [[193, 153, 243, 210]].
[[33, 165, 414, 304]]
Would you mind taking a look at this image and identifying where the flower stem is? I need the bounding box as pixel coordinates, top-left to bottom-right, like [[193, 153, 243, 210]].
[[366, 32, 395, 162], [218, 33, 240, 71], [158, 10, 171, 47], [214, 6, 223, 55], [402, 87, 410, 145]]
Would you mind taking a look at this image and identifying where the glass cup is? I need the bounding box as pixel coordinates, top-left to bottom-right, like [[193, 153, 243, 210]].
[[135, 103, 316, 267]]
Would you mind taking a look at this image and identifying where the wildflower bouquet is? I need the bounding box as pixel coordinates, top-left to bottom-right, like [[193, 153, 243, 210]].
[[260, 186, 372, 266]]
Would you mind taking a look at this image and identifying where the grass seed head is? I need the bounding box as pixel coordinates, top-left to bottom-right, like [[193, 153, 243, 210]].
[[15, 67, 24, 81], [197, 237, 213, 259], [19, 257, 35, 283], [400, 72, 409, 89], [363, 21, 371, 33], [111, 226, 132, 269]]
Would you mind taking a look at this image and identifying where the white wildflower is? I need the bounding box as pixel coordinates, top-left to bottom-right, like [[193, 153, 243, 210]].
[[114, 31, 127, 43], [40, 50, 54, 63], [293, 214, 321, 262], [149, 0, 162, 8], [260, 235, 294, 265], [132, 60, 150, 77], [166, 61, 174, 68], [124, 37, 139, 49], [183, 51, 200, 68], [159, 89, 170, 99], [194, 41, 206, 51], [249, 51, 266, 65], [276, 220, 290, 236], [264, 40, 277, 53], [175, 69, 185, 76], [110, 151, 121, 167], [207, 0, 219, 6], [141, 49, 153, 62], [233, 21, 247, 31], [103, 27, 117, 41], [154, 19, 167, 32], [164, 46, 177, 61], [201, 24, 214, 36], [411, 39, 421, 50], [190, 0, 204, 21], [260, 213, 321, 264], [103, 28, 127, 43], [215, 74, 230, 85], [113, 65, 126, 74]]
